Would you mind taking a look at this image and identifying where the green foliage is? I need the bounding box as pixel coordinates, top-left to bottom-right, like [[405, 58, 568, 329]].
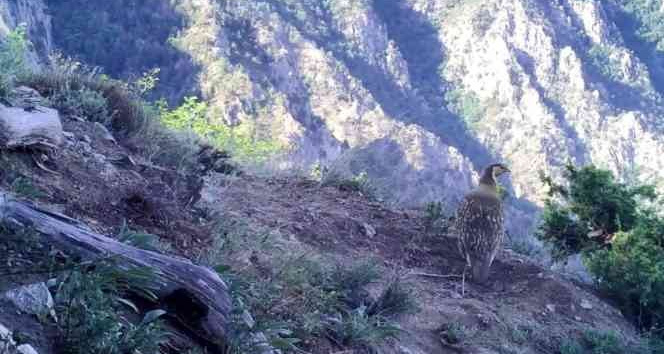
[[322, 306, 402, 350], [18, 54, 202, 172], [10, 177, 45, 199], [45, 0, 196, 103], [586, 215, 664, 330], [445, 88, 485, 129], [221, 256, 411, 352], [588, 45, 623, 82], [117, 220, 171, 253], [538, 164, 664, 335], [617, 0, 664, 52], [440, 322, 469, 345], [159, 96, 283, 165], [0, 25, 30, 99], [537, 164, 655, 260], [322, 171, 378, 200], [424, 201, 446, 233], [49, 85, 110, 123], [367, 280, 417, 318], [54, 260, 166, 354]]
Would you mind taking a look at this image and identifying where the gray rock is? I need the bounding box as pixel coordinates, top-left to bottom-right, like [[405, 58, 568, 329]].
[[362, 222, 377, 238], [0, 322, 40, 354], [93, 122, 117, 144], [0, 104, 63, 150], [580, 299, 593, 310], [4, 282, 55, 319], [16, 344, 39, 354]]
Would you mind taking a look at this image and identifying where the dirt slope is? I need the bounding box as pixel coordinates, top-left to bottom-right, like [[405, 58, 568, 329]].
[[201, 173, 640, 354], [0, 97, 644, 353]]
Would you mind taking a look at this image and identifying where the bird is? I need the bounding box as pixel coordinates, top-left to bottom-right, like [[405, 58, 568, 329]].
[[455, 163, 510, 284]]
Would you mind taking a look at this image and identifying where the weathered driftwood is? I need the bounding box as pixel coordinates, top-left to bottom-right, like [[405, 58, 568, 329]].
[[0, 104, 63, 150], [0, 191, 231, 349]]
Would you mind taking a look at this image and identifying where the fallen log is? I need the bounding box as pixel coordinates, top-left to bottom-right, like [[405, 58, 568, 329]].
[[0, 191, 230, 350]]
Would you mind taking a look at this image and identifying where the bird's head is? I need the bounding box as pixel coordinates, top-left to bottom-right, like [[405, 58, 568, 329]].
[[479, 163, 511, 187], [490, 163, 510, 178]]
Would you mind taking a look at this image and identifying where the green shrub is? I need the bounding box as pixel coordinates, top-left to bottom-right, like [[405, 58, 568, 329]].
[[322, 171, 378, 200], [586, 215, 664, 330], [47, 85, 110, 123], [537, 164, 655, 260], [160, 96, 283, 165], [0, 25, 30, 99], [537, 164, 664, 334]]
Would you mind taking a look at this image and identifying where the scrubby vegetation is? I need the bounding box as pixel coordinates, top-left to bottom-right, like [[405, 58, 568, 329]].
[[202, 219, 415, 353], [616, 0, 664, 53], [0, 225, 168, 354], [53, 261, 166, 354], [537, 164, 664, 335], [0, 26, 30, 100]]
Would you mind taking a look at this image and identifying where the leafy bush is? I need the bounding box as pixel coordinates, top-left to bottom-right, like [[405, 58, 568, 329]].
[[159, 96, 283, 165], [586, 215, 664, 330], [10, 177, 45, 199], [48, 85, 110, 123], [537, 164, 664, 334], [0, 26, 30, 99], [537, 164, 655, 260]]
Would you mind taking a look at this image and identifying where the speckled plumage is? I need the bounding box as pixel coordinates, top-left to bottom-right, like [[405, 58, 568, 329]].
[[455, 164, 508, 284]]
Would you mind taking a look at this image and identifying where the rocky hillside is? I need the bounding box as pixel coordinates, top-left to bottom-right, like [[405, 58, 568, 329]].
[[4, 0, 664, 238], [0, 84, 651, 354]]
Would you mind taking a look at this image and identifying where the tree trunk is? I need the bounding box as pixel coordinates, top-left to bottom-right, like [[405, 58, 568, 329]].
[[0, 191, 231, 350]]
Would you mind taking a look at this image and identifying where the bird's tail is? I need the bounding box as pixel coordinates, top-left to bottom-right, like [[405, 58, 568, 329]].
[[472, 257, 493, 284]]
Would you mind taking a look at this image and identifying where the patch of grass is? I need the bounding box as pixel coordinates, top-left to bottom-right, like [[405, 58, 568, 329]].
[[323, 306, 402, 350], [323, 171, 378, 200], [10, 177, 45, 199], [368, 279, 417, 318], [560, 338, 584, 354], [218, 255, 410, 352], [423, 201, 447, 233], [440, 322, 470, 345], [117, 220, 172, 253], [582, 330, 623, 354], [54, 260, 167, 354]]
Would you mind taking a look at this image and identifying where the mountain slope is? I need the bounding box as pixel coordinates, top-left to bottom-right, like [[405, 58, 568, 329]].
[[6, 0, 664, 236]]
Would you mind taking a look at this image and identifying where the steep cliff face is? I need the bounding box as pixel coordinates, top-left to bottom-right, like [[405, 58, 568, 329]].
[[11, 0, 664, 235]]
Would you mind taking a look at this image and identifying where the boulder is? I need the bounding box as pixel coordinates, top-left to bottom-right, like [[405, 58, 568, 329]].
[[0, 322, 40, 354], [0, 104, 63, 150], [4, 282, 55, 320]]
